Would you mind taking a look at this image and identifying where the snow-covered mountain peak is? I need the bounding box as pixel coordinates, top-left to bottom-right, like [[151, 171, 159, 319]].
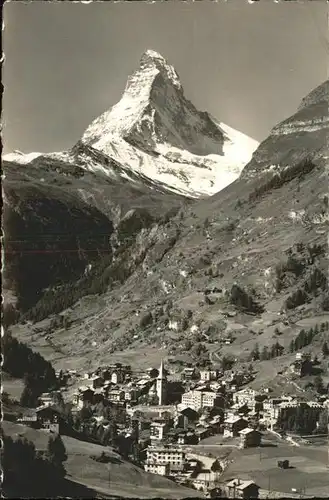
[[138, 49, 182, 90], [79, 50, 258, 196], [82, 49, 186, 148], [5, 51, 259, 198]]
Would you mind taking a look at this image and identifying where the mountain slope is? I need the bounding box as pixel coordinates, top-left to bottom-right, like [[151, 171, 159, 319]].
[[3, 152, 188, 312], [8, 80, 328, 398], [3, 49, 258, 313], [242, 79, 329, 178]]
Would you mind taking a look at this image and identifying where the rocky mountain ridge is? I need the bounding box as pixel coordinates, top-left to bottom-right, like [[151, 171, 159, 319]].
[[242, 79, 329, 178], [4, 49, 258, 198]]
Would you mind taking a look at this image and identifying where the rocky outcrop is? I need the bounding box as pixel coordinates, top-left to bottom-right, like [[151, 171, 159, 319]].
[[242, 79, 329, 178]]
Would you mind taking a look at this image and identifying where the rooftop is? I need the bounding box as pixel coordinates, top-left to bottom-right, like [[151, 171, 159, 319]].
[[224, 415, 246, 424], [239, 427, 258, 435], [78, 385, 94, 393], [226, 479, 257, 490], [147, 445, 184, 452]]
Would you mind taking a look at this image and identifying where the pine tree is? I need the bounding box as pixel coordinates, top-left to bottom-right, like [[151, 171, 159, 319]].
[[273, 342, 283, 357], [294, 406, 305, 433], [103, 422, 118, 446], [46, 435, 67, 476], [287, 414, 295, 431], [316, 409, 329, 433], [295, 332, 302, 351], [305, 329, 313, 346], [73, 414, 81, 431], [96, 425, 104, 442], [299, 329, 307, 348], [289, 339, 296, 353], [20, 384, 38, 408], [53, 435, 66, 460], [270, 344, 277, 359], [322, 341, 329, 357]]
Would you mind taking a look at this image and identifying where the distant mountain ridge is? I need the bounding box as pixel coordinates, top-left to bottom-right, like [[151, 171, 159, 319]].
[[242, 79, 329, 178]]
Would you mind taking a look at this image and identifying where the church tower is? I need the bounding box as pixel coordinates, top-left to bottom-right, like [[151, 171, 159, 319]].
[[156, 359, 167, 405]]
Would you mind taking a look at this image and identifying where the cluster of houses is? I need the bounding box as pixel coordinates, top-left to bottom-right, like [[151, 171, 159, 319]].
[[16, 358, 329, 498], [144, 444, 261, 498], [71, 363, 138, 408]]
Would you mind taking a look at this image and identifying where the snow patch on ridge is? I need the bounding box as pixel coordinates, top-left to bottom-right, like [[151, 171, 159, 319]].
[[3, 151, 42, 164]]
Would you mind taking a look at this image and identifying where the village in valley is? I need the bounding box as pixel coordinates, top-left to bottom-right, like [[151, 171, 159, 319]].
[[7, 348, 329, 499]]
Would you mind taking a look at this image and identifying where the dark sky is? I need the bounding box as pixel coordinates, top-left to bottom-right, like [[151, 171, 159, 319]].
[[3, 0, 328, 154]]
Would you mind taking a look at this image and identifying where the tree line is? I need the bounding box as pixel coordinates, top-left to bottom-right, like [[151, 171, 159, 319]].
[[251, 341, 284, 362], [2, 333, 58, 406], [275, 403, 324, 435], [285, 267, 327, 310], [273, 243, 327, 311], [69, 405, 141, 461], [251, 322, 329, 363], [23, 242, 142, 323], [230, 284, 264, 314], [275, 244, 325, 289], [289, 323, 329, 353], [2, 433, 67, 497], [249, 157, 317, 204]]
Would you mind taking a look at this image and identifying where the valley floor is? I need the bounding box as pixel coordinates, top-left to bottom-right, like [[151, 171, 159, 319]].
[[194, 431, 329, 498]]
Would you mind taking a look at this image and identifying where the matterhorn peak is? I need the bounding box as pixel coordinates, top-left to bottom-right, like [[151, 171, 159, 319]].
[[140, 49, 167, 67], [80, 50, 258, 197], [82, 48, 222, 153], [82, 49, 180, 146], [5, 49, 259, 198], [138, 49, 182, 90]]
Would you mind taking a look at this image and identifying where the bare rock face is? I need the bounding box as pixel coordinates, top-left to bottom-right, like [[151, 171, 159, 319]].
[[242, 79, 329, 178], [82, 49, 225, 155], [80, 49, 258, 197]]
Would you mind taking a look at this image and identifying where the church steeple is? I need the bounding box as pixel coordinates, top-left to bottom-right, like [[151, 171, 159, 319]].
[[158, 359, 165, 380], [156, 359, 167, 405]]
